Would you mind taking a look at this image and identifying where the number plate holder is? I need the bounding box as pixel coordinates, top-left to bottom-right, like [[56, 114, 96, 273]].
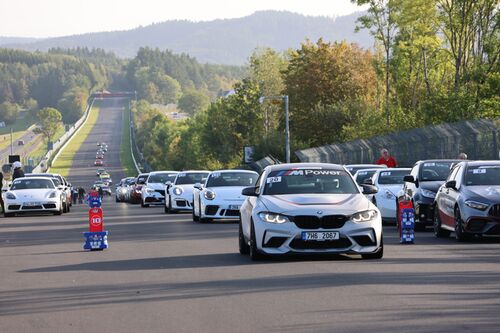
[[301, 231, 340, 241]]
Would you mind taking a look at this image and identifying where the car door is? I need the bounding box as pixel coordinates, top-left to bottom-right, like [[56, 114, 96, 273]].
[[404, 164, 419, 199], [438, 165, 460, 227], [240, 172, 263, 238]]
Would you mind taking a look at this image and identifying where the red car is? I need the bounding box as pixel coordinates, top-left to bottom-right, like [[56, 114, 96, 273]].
[[129, 173, 149, 204], [95, 159, 104, 166]]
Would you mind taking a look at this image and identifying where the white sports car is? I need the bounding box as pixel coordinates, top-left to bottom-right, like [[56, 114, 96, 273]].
[[3, 177, 65, 217], [239, 163, 383, 260], [141, 171, 178, 207], [165, 171, 210, 213], [369, 168, 411, 222], [192, 170, 259, 223]]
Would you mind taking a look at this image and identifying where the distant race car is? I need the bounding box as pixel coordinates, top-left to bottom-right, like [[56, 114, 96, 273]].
[[130, 173, 149, 204], [95, 159, 104, 166], [165, 171, 210, 213], [141, 171, 178, 207], [96, 168, 106, 176]]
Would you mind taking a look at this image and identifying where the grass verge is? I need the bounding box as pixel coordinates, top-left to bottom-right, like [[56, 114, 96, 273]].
[[120, 102, 137, 177], [49, 101, 101, 177]]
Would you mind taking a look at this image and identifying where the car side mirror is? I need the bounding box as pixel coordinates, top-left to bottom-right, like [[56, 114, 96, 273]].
[[445, 180, 457, 190], [361, 184, 378, 195], [242, 186, 258, 197], [362, 178, 373, 185], [193, 182, 202, 190]]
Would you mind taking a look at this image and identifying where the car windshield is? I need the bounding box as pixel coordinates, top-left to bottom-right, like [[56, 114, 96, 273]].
[[11, 179, 54, 190], [420, 162, 454, 181], [175, 172, 209, 185], [346, 165, 385, 175], [263, 169, 359, 195], [465, 166, 500, 186], [26, 175, 61, 186], [125, 178, 135, 185], [148, 173, 177, 184], [206, 172, 258, 187], [354, 170, 376, 185], [136, 175, 148, 184], [378, 170, 410, 185]]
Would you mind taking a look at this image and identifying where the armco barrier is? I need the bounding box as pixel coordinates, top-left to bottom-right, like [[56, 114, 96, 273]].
[[295, 118, 499, 166], [33, 98, 95, 173]]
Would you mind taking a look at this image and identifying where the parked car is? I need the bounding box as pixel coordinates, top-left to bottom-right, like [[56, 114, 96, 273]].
[[345, 164, 387, 176], [141, 171, 178, 207], [239, 163, 382, 260], [398, 159, 461, 230], [3, 177, 64, 216], [116, 177, 135, 202], [192, 170, 259, 223], [369, 168, 411, 222], [165, 171, 210, 213], [353, 168, 381, 185], [434, 160, 500, 241]]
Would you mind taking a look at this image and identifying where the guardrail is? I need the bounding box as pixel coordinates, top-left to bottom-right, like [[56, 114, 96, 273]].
[[295, 118, 499, 166], [32, 98, 95, 173]]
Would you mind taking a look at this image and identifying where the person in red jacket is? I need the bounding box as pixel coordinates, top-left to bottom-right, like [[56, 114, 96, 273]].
[[376, 148, 397, 168]]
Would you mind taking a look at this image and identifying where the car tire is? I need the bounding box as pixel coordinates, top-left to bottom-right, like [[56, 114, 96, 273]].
[[454, 208, 469, 242], [62, 203, 68, 213], [192, 205, 199, 222], [249, 222, 264, 261], [200, 217, 211, 223], [433, 206, 451, 238], [141, 201, 149, 208], [66, 204, 70, 213], [362, 237, 384, 259], [239, 218, 250, 255]]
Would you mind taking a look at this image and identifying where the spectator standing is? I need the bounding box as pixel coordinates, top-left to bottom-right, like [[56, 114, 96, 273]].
[[457, 152, 468, 160], [78, 187, 86, 204], [376, 148, 398, 168], [12, 161, 25, 180]]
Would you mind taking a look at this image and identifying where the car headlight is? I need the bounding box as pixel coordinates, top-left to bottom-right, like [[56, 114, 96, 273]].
[[120, 188, 127, 194], [6, 192, 16, 200], [421, 189, 436, 199], [258, 212, 290, 224], [384, 190, 396, 200], [47, 191, 57, 199], [351, 210, 378, 222], [204, 190, 216, 200], [173, 187, 183, 196], [465, 200, 489, 211]]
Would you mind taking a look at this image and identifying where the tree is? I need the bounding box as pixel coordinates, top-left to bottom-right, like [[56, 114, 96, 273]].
[[353, 0, 398, 125], [283, 40, 376, 146], [57, 88, 89, 123], [0, 102, 20, 125], [36, 107, 62, 143], [177, 90, 210, 116]]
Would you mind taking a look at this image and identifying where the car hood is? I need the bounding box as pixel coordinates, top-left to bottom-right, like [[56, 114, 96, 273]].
[[420, 181, 444, 193], [205, 186, 246, 201], [260, 193, 370, 215], [463, 185, 500, 202], [9, 189, 54, 200]]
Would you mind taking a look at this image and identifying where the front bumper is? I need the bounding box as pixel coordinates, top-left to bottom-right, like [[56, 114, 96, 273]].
[[465, 216, 500, 235], [170, 194, 193, 211], [143, 192, 165, 205], [253, 216, 382, 255], [201, 201, 243, 220], [414, 202, 434, 226], [4, 200, 61, 214]]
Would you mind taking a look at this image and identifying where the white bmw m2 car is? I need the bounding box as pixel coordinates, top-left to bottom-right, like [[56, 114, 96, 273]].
[[239, 163, 383, 260]]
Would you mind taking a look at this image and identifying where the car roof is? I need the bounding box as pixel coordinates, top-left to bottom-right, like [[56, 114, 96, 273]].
[[178, 170, 210, 173], [149, 171, 178, 175], [374, 168, 411, 173], [210, 169, 258, 174], [354, 168, 381, 174], [462, 160, 500, 167], [137, 173, 149, 176], [416, 159, 462, 164], [13, 177, 55, 182], [265, 163, 345, 172], [345, 164, 386, 168]]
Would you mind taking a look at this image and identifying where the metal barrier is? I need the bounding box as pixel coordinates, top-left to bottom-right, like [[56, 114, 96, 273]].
[[250, 155, 281, 173], [295, 118, 499, 166]]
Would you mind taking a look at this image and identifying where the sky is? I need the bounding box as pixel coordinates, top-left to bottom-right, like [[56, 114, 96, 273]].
[[1, 0, 366, 38]]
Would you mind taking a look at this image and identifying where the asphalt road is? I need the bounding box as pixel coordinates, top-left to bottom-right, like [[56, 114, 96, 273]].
[[1, 98, 500, 332]]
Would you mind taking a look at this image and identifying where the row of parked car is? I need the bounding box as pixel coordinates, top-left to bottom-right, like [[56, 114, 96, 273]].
[[113, 159, 499, 260]]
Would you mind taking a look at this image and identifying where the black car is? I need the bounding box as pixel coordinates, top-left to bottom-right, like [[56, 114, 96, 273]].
[[434, 161, 500, 241], [399, 159, 461, 230]]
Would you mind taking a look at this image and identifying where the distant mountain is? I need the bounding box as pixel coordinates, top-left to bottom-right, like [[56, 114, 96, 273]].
[[4, 10, 371, 65], [0, 36, 41, 45]]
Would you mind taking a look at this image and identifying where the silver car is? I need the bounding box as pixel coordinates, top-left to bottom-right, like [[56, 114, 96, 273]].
[[239, 163, 383, 260]]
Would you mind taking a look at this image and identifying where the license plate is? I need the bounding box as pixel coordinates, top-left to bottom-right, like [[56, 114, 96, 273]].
[[229, 205, 240, 210], [24, 202, 41, 207], [301, 231, 340, 241]]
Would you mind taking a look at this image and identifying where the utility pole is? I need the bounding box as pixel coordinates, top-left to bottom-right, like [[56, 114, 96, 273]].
[[10, 127, 13, 155]]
